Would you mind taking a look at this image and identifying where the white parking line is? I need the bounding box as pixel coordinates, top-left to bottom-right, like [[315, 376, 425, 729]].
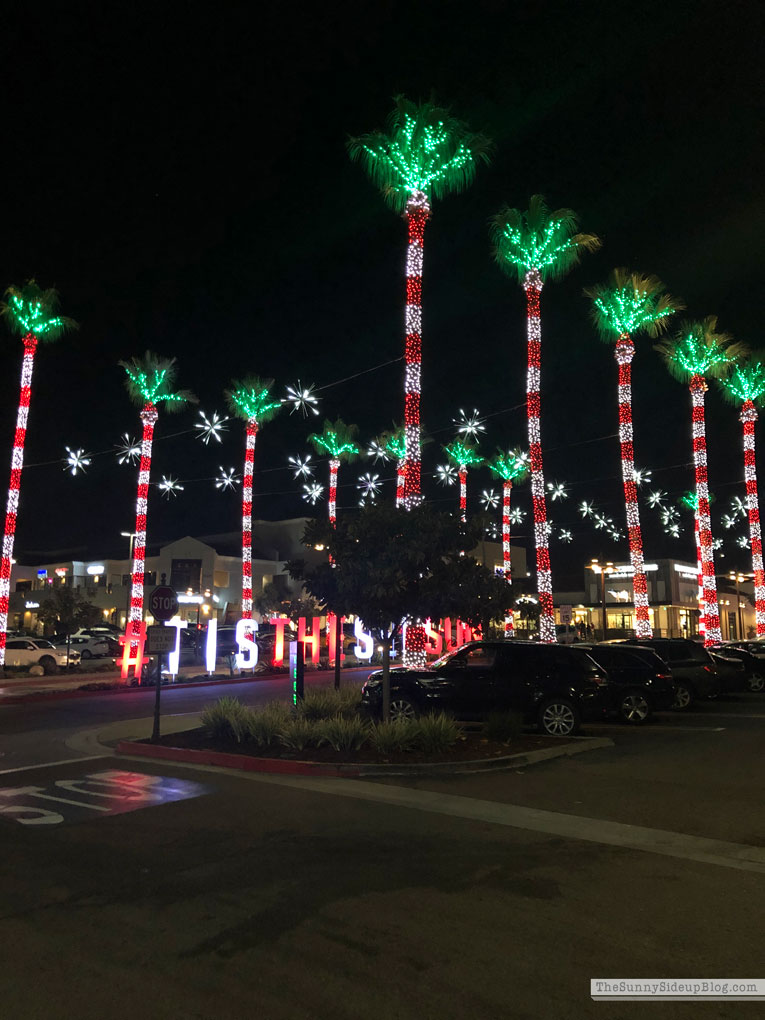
[[0, 755, 105, 776]]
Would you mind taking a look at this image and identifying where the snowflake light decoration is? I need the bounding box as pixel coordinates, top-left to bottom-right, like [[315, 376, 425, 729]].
[[647, 490, 667, 508], [158, 476, 184, 499], [632, 467, 653, 487], [594, 513, 613, 530], [609, 528, 622, 542], [737, 535, 750, 550], [215, 467, 240, 491], [509, 508, 526, 526], [558, 529, 573, 543], [357, 473, 382, 499], [731, 496, 748, 519], [115, 433, 141, 465], [302, 482, 324, 505], [546, 481, 568, 502], [367, 440, 390, 463], [454, 408, 486, 440], [64, 447, 91, 476], [665, 523, 681, 538], [479, 488, 500, 510], [712, 537, 724, 551], [284, 381, 320, 417], [195, 410, 228, 444], [435, 464, 457, 486], [288, 454, 314, 479], [722, 513, 737, 530], [485, 522, 500, 540], [579, 501, 596, 517], [661, 507, 680, 526]]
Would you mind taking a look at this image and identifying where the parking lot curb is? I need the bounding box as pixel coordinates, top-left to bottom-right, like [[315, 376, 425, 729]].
[[116, 735, 614, 778]]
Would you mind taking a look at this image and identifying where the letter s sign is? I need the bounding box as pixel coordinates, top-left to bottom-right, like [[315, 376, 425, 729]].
[[235, 619, 259, 670]]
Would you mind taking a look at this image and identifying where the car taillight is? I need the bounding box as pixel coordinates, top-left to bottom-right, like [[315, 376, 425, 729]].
[[656, 672, 672, 680], [703, 665, 712, 673]]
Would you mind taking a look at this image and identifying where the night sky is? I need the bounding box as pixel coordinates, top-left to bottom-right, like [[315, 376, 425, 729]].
[[3, 0, 764, 586]]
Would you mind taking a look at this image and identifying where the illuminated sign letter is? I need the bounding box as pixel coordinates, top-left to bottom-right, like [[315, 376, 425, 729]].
[[235, 619, 259, 670], [205, 617, 218, 674], [424, 619, 442, 656], [298, 616, 321, 665], [269, 617, 289, 667], [353, 619, 374, 660], [165, 618, 188, 675]]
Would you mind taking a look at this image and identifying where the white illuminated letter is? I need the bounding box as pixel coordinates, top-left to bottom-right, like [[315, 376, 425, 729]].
[[235, 619, 259, 670], [205, 617, 218, 674], [164, 617, 187, 675], [353, 619, 374, 660]]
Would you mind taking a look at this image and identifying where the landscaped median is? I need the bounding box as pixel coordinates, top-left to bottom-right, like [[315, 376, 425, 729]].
[[116, 690, 614, 777]]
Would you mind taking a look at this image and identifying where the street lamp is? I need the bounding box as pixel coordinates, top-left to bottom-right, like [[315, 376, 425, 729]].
[[120, 531, 137, 629], [729, 571, 747, 640], [588, 559, 615, 640]]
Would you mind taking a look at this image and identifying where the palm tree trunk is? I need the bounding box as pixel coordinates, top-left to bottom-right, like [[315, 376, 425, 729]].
[[0, 333, 37, 669], [459, 468, 467, 522], [127, 402, 159, 653], [396, 459, 405, 508], [694, 512, 704, 640], [741, 400, 765, 635], [690, 376, 722, 644], [328, 458, 340, 527], [503, 480, 514, 637], [402, 191, 429, 509], [523, 271, 555, 643], [241, 419, 258, 620], [614, 336, 653, 638]]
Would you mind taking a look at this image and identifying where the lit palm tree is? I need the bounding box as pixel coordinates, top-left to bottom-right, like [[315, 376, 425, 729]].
[[444, 439, 482, 522], [226, 377, 282, 620], [492, 196, 600, 642], [586, 269, 682, 639], [656, 317, 747, 644], [308, 418, 360, 527], [720, 360, 765, 635], [0, 281, 77, 669], [120, 352, 195, 655], [488, 449, 529, 636], [350, 97, 490, 509]]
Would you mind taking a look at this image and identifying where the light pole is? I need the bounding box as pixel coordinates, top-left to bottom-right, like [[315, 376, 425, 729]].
[[589, 559, 615, 640], [120, 531, 137, 630], [729, 571, 747, 640]]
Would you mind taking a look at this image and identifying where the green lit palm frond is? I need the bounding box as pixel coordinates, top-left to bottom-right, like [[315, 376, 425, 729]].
[[348, 95, 491, 212], [444, 439, 482, 470], [679, 490, 699, 512], [719, 359, 765, 406], [488, 447, 529, 483], [655, 316, 748, 382], [308, 418, 360, 461], [1, 279, 78, 342], [119, 351, 197, 411], [490, 195, 601, 283], [586, 268, 683, 340], [226, 376, 282, 425], [381, 425, 406, 461]]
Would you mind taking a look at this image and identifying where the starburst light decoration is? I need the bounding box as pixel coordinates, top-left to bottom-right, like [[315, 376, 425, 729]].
[[158, 475, 184, 498], [647, 490, 666, 508], [661, 507, 680, 526], [546, 481, 568, 501], [357, 473, 382, 500], [558, 529, 573, 543], [479, 488, 500, 509], [579, 501, 596, 517], [302, 482, 324, 505], [367, 440, 390, 463], [284, 381, 320, 417], [64, 447, 91, 476], [435, 464, 457, 486], [737, 535, 751, 550], [731, 496, 748, 518], [454, 408, 486, 440], [722, 513, 737, 530], [713, 537, 724, 551], [215, 468, 240, 491], [509, 508, 526, 526], [288, 454, 314, 479], [115, 433, 141, 465], [633, 467, 653, 487], [666, 523, 681, 538], [195, 410, 228, 444]]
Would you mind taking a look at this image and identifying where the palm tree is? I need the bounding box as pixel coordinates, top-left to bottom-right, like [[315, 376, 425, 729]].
[[586, 270, 682, 639], [680, 490, 706, 637], [0, 281, 77, 669], [350, 97, 490, 509], [444, 439, 482, 522], [308, 418, 360, 527], [488, 449, 529, 636], [492, 196, 600, 643], [120, 352, 195, 654], [226, 377, 282, 620], [656, 317, 747, 644], [720, 360, 765, 635]]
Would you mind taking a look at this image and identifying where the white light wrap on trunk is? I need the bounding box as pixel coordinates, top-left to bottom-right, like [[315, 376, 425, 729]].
[[691, 378, 722, 644], [741, 400, 765, 634]]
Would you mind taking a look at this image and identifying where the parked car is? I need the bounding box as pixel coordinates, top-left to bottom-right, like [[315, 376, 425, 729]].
[[555, 623, 579, 645], [709, 641, 765, 692], [53, 634, 110, 659], [578, 643, 675, 723], [71, 625, 122, 639], [706, 649, 748, 694], [361, 640, 610, 736], [4, 637, 81, 673], [604, 638, 719, 709]]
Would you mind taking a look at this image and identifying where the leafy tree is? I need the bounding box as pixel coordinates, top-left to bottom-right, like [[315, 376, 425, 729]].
[[288, 503, 510, 717], [37, 587, 102, 663]]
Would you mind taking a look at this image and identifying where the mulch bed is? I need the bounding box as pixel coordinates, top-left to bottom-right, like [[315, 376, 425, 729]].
[[148, 727, 575, 765]]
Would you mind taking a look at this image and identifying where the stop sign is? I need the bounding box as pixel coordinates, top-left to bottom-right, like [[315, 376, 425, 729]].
[[148, 585, 179, 622]]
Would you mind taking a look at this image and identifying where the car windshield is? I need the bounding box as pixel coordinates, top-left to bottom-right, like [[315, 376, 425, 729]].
[[429, 648, 465, 670], [35, 640, 56, 649]]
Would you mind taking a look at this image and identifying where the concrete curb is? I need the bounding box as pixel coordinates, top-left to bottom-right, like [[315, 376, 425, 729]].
[[116, 735, 614, 778]]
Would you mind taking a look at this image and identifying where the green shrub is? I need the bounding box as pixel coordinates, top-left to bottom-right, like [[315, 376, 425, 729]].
[[200, 697, 251, 743], [318, 715, 369, 752], [416, 713, 460, 755], [483, 710, 524, 743], [247, 703, 292, 747], [297, 687, 362, 721], [368, 717, 420, 754], [278, 716, 323, 752]]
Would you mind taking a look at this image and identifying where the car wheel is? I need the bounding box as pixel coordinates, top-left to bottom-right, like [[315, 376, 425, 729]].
[[81, 649, 92, 660], [39, 655, 58, 675], [672, 683, 693, 710], [389, 697, 417, 721], [747, 672, 765, 693], [618, 691, 652, 725], [538, 699, 580, 736]]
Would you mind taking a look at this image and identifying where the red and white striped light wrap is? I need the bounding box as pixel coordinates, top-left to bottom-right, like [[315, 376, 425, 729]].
[[741, 400, 765, 634], [690, 376, 722, 645], [328, 458, 339, 527], [615, 336, 653, 638], [503, 480, 514, 637], [402, 190, 429, 509], [459, 469, 467, 523], [241, 419, 258, 620], [0, 334, 38, 666], [396, 460, 405, 508], [127, 403, 159, 652], [523, 270, 555, 643], [694, 512, 705, 639]]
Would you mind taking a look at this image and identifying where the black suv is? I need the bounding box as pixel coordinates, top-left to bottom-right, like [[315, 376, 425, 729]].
[[579, 643, 675, 724], [708, 642, 765, 693], [361, 640, 610, 736], [606, 638, 719, 709]]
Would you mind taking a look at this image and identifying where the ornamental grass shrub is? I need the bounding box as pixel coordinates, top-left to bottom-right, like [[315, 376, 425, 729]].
[[318, 715, 369, 752], [278, 716, 323, 752], [247, 703, 291, 747], [201, 697, 252, 742], [297, 687, 362, 721], [368, 718, 420, 754], [483, 710, 524, 744], [416, 713, 460, 755]]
